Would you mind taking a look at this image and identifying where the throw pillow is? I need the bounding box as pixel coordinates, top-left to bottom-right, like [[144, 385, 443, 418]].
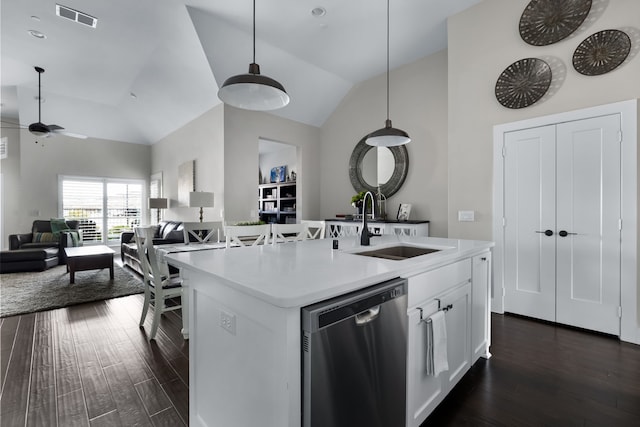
[[50, 218, 70, 237], [33, 232, 58, 243]]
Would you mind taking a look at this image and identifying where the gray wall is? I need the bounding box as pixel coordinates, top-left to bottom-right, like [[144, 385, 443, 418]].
[[259, 143, 297, 185], [319, 50, 449, 237], [151, 105, 225, 223], [223, 106, 322, 223], [151, 104, 322, 225], [447, 0, 640, 240], [0, 129, 150, 249]]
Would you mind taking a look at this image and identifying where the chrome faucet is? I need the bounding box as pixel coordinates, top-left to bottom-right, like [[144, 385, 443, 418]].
[[360, 191, 376, 246]]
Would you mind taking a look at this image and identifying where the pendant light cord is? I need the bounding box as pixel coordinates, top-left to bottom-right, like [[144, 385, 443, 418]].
[[38, 69, 42, 122], [386, 0, 390, 122], [252, 0, 256, 64]]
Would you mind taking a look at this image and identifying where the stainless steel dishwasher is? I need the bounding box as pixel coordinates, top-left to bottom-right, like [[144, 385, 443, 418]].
[[302, 277, 407, 427]]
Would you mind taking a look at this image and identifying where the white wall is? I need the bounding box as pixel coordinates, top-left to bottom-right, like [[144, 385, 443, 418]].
[[320, 50, 449, 237], [151, 105, 225, 224], [447, 0, 640, 240], [259, 143, 297, 185], [0, 128, 150, 248], [0, 126, 21, 250], [223, 106, 321, 223]]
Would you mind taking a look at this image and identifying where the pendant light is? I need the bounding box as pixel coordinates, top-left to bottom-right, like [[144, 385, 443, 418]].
[[217, 0, 290, 111], [365, 0, 410, 147]]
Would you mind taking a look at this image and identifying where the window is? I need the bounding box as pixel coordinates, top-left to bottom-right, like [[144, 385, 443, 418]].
[[60, 176, 144, 243]]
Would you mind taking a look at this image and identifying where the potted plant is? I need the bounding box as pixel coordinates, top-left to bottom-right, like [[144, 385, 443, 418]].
[[351, 191, 372, 215]]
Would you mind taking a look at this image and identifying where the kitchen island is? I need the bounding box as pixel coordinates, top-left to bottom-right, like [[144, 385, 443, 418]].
[[165, 235, 493, 427]]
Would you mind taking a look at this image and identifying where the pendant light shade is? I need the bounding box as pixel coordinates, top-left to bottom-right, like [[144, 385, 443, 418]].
[[365, 0, 410, 147], [217, 0, 289, 111], [366, 119, 411, 147]]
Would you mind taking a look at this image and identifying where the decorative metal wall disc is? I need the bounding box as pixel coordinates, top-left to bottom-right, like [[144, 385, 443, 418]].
[[573, 29, 631, 76], [495, 58, 552, 109], [519, 0, 592, 46]]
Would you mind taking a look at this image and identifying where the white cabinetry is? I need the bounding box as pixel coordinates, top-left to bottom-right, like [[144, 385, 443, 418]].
[[471, 253, 491, 362], [406, 259, 473, 427]]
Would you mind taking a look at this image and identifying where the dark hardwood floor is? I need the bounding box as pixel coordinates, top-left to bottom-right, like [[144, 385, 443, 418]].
[[1, 293, 639, 426], [0, 293, 188, 427], [423, 314, 640, 426]]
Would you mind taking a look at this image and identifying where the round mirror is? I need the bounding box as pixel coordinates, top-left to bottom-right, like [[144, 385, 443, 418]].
[[349, 136, 409, 197]]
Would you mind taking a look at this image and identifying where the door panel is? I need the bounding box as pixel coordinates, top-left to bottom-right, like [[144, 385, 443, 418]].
[[442, 283, 471, 387], [556, 115, 621, 335], [504, 125, 556, 321], [406, 301, 443, 427]]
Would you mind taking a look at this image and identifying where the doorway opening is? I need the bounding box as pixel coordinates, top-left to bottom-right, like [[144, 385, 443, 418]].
[[258, 138, 300, 224]]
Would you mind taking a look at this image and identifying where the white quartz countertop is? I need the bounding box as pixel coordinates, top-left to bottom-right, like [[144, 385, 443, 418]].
[[165, 235, 493, 308]]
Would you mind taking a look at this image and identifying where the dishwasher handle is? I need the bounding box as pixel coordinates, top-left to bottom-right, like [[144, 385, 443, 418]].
[[355, 305, 380, 325]]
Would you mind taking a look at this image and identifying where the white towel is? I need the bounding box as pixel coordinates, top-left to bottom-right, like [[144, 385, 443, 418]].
[[426, 310, 449, 376]]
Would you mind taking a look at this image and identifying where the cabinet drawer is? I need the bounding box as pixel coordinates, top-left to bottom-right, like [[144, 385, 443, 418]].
[[407, 259, 471, 308]]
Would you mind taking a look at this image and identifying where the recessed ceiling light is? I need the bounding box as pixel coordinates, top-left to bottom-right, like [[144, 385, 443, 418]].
[[28, 29, 47, 39], [130, 92, 137, 99], [31, 15, 41, 21], [311, 7, 326, 17]]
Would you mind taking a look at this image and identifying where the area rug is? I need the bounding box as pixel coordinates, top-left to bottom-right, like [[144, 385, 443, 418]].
[[0, 263, 144, 318]]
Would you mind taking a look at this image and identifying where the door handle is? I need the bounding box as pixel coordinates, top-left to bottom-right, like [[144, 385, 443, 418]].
[[558, 230, 577, 237], [355, 306, 380, 325], [535, 230, 554, 236]]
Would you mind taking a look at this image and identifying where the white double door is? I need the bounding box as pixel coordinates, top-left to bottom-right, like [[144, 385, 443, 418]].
[[504, 114, 621, 335]]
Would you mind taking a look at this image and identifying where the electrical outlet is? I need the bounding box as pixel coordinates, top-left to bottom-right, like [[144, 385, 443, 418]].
[[220, 311, 236, 335]]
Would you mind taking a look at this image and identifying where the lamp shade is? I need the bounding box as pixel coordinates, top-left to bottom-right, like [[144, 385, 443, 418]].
[[149, 198, 168, 209], [365, 119, 411, 147], [218, 63, 289, 111], [189, 192, 214, 208]]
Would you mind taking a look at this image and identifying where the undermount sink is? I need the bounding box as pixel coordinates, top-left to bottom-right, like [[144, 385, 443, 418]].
[[354, 245, 441, 261]]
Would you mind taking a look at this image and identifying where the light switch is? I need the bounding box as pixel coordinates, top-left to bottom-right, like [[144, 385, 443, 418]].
[[458, 210, 475, 222]]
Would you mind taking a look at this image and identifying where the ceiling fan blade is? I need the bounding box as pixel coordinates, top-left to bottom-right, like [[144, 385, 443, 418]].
[[0, 120, 26, 129], [51, 129, 88, 139], [47, 124, 64, 131]]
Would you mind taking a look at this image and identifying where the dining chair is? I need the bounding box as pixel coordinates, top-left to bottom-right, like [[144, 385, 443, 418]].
[[271, 223, 309, 244], [328, 222, 360, 238], [182, 221, 224, 244], [389, 224, 418, 236], [301, 220, 326, 239], [224, 223, 271, 248], [134, 226, 183, 340]]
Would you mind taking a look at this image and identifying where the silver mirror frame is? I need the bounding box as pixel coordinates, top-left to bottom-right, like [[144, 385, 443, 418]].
[[348, 136, 409, 197]]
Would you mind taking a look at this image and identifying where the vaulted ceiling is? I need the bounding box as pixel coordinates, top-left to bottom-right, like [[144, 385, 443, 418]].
[[1, 0, 481, 144]]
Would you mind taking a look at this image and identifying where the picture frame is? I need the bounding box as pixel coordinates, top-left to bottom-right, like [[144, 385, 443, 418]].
[[397, 203, 412, 221], [270, 165, 286, 183], [178, 160, 195, 207]]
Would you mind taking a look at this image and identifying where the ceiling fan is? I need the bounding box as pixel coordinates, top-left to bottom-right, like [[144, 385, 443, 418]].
[[0, 66, 87, 139]]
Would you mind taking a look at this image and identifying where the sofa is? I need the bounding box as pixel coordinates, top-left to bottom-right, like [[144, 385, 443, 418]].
[[120, 220, 187, 275], [2, 219, 81, 273]]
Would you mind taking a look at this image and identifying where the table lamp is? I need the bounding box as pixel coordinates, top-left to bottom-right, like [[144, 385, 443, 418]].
[[189, 191, 214, 222], [149, 198, 168, 224]]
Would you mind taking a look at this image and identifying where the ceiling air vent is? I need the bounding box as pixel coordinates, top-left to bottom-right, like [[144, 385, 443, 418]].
[[56, 4, 97, 28]]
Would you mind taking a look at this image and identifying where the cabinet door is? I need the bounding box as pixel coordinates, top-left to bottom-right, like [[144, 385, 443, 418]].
[[406, 300, 443, 427], [440, 283, 472, 388], [471, 253, 491, 363]]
